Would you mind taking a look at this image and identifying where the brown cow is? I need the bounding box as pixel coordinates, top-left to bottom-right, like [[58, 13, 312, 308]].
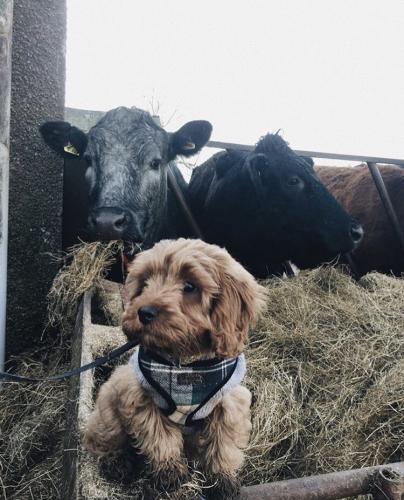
[[315, 164, 404, 276]]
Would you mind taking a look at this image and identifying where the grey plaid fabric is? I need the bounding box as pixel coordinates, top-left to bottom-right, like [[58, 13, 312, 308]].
[[131, 346, 246, 426]]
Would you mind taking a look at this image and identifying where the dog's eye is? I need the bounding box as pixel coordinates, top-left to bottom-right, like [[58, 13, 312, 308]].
[[183, 281, 197, 293], [135, 281, 146, 297]]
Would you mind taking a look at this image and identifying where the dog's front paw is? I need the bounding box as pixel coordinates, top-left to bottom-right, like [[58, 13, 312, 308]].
[[83, 432, 111, 457], [99, 445, 146, 484], [151, 460, 190, 493], [205, 472, 240, 500]]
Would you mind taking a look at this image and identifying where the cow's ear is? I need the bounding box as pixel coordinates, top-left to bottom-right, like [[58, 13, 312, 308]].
[[249, 153, 268, 170], [169, 120, 212, 159], [300, 156, 314, 170], [215, 149, 245, 178], [39, 121, 88, 158]]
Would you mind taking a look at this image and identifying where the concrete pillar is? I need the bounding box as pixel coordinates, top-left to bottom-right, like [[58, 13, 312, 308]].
[[0, 0, 13, 369], [6, 0, 66, 356]]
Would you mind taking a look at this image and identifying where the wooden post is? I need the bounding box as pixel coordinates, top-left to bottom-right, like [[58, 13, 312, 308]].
[[0, 0, 13, 371]]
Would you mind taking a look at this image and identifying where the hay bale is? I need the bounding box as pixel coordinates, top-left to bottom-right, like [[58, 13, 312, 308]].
[[0, 348, 69, 499], [77, 266, 404, 498], [2, 266, 403, 499], [242, 267, 404, 486]]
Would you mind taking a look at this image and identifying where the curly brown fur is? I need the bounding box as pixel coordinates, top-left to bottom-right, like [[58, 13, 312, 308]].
[[84, 239, 266, 494]]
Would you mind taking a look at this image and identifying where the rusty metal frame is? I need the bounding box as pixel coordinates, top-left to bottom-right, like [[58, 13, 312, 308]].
[[238, 462, 404, 500], [367, 161, 404, 254], [207, 140, 404, 166], [167, 165, 204, 239]]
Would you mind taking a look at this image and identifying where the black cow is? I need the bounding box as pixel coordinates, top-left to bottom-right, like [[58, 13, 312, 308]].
[[188, 134, 364, 277], [40, 106, 212, 249]]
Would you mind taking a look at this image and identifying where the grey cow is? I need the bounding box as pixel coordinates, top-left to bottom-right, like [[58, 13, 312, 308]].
[[40, 106, 212, 248]]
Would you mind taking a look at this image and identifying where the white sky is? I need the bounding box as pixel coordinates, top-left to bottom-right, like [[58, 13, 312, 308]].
[[66, 0, 404, 161]]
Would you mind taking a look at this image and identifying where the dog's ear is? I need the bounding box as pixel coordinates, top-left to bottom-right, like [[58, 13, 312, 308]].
[[210, 258, 267, 358]]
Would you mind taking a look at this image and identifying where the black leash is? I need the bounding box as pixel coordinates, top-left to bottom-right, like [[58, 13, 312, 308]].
[[0, 340, 138, 383]]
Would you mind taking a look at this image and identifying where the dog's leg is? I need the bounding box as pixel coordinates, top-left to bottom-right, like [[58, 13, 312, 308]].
[[123, 387, 189, 492], [198, 386, 252, 500], [83, 367, 128, 456]]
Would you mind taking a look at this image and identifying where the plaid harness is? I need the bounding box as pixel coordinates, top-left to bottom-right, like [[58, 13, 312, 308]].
[[131, 346, 246, 427]]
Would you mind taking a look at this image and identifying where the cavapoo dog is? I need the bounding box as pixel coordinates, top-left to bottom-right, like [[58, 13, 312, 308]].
[[84, 238, 266, 498]]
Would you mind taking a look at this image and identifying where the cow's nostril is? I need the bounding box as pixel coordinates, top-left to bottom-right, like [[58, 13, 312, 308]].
[[114, 213, 129, 230], [350, 223, 364, 245], [88, 208, 132, 239], [138, 306, 159, 325]]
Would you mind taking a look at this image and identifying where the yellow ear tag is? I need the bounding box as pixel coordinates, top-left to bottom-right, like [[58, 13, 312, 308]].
[[64, 142, 80, 156], [183, 141, 196, 151]]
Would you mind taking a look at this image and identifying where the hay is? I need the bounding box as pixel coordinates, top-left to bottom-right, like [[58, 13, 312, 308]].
[[2, 266, 404, 499], [47, 241, 138, 328], [79, 266, 404, 498], [0, 347, 69, 500], [242, 267, 404, 486], [92, 280, 124, 327]]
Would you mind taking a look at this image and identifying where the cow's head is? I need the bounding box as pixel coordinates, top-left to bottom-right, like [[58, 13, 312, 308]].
[[40, 107, 212, 245], [206, 134, 363, 269]]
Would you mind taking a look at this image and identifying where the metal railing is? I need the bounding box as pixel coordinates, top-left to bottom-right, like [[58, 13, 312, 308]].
[[208, 140, 404, 166]]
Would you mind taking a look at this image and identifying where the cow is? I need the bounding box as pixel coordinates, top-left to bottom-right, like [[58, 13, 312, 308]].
[[188, 134, 364, 277], [40, 106, 212, 250], [315, 164, 404, 276]]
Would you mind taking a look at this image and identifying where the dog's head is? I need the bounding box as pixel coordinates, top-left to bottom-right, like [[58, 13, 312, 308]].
[[122, 239, 267, 360]]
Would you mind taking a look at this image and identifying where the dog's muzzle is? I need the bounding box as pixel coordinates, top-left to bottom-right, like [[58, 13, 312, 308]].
[[138, 306, 159, 325]]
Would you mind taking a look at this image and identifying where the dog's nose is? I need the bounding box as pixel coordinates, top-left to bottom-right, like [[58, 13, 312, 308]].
[[138, 306, 159, 325]]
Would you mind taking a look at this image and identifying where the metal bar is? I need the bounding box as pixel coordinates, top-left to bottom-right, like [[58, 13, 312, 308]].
[[373, 468, 404, 500], [367, 162, 404, 253], [0, 0, 13, 372], [63, 109, 404, 167], [167, 166, 204, 239], [283, 260, 295, 277], [239, 462, 404, 500], [207, 140, 404, 166]]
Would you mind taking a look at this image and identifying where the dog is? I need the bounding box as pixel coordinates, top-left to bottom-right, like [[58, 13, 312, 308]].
[[84, 238, 267, 498]]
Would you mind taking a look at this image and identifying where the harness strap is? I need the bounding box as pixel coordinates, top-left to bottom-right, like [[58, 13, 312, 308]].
[[0, 340, 138, 383], [134, 347, 243, 427], [139, 355, 238, 427], [183, 356, 238, 426]]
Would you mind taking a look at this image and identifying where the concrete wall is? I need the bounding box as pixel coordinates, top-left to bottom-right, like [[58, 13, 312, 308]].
[[6, 0, 66, 356]]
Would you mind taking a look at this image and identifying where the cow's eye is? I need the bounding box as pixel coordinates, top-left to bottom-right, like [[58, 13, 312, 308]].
[[183, 281, 197, 293], [150, 158, 161, 170], [286, 176, 303, 187]]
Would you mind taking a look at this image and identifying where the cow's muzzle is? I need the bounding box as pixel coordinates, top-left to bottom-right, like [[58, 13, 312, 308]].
[[88, 207, 133, 241], [350, 222, 364, 248]]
